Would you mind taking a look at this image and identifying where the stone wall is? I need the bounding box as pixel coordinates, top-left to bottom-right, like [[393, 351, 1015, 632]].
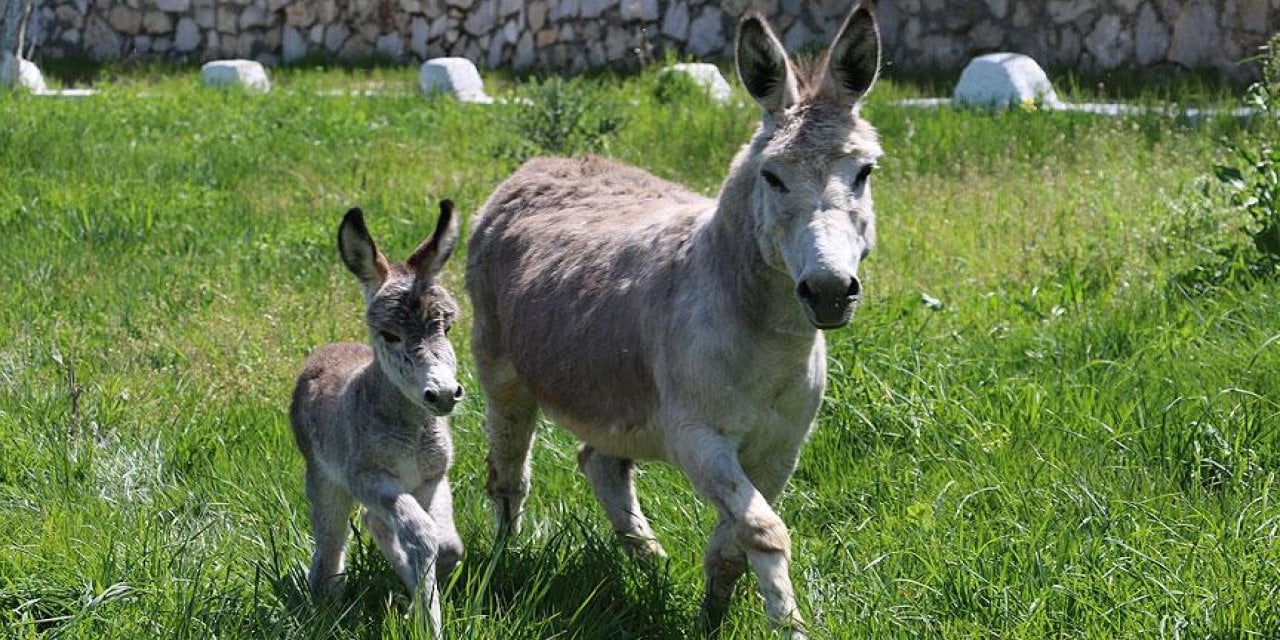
[[23, 0, 1280, 78], [879, 0, 1279, 80]]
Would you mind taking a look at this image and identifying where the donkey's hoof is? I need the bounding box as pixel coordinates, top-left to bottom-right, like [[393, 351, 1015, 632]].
[[307, 572, 347, 602], [772, 615, 808, 639], [616, 532, 668, 565], [494, 513, 523, 544], [698, 597, 730, 637]]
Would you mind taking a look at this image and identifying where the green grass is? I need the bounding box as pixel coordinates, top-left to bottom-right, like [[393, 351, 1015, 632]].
[[1, 66, 1277, 638]]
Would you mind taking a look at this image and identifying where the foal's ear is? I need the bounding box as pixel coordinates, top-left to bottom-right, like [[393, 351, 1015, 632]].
[[407, 199, 460, 281], [821, 0, 881, 108], [735, 10, 797, 117], [338, 207, 391, 292]]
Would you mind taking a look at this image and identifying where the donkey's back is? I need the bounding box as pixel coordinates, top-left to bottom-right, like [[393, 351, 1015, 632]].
[[472, 155, 710, 229], [467, 155, 713, 439], [289, 342, 369, 456]]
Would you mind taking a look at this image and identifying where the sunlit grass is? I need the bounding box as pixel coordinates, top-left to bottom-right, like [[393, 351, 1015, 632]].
[[1, 65, 1277, 638]]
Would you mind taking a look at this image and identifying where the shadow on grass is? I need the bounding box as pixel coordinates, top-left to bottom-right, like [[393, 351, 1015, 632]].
[[260, 517, 688, 639]]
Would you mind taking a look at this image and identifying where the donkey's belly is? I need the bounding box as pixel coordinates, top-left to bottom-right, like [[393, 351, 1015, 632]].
[[549, 408, 669, 461]]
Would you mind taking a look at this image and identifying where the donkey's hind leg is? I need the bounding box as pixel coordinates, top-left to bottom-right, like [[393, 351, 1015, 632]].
[[305, 467, 354, 598], [577, 446, 666, 560], [477, 359, 539, 539]]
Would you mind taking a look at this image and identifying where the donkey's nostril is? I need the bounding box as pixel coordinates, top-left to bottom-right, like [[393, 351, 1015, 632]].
[[796, 280, 815, 302], [847, 276, 862, 300], [424, 389, 440, 404], [453, 385, 465, 400]]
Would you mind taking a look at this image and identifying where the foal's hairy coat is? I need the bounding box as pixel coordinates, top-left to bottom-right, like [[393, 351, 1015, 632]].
[[467, 2, 883, 635], [291, 202, 463, 636]]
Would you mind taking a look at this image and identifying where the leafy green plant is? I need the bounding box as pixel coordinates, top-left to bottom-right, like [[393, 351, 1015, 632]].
[[1210, 34, 1280, 276], [499, 76, 625, 161]]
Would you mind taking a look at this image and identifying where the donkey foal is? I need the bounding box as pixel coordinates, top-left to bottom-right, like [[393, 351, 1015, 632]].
[[290, 202, 463, 635]]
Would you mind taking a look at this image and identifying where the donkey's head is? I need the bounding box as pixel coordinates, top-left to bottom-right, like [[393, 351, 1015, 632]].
[[736, 1, 882, 329], [338, 201, 463, 416]]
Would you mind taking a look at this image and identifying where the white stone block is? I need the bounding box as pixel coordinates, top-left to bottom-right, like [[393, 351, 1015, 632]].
[[419, 57, 491, 103], [1, 53, 48, 93], [201, 59, 271, 92], [661, 62, 732, 102], [952, 52, 1061, 108]]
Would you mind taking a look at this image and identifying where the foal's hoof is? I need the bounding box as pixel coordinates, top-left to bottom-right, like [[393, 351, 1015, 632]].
[[494, 517, 521, 545], [307, 572, 347, 602], [781, 626, 808, 640], [492, 501, 524, 543], [772, 614, 808, 639], [697, 596, 729, 637], [616, 532, 668, 566]]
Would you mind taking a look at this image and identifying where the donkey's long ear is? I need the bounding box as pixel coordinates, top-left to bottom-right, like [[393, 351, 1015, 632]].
[[338, 207, 390, 292], [735, 11, 797, 117], [407, 199, 460, 281], [821, 0, 881, 108]]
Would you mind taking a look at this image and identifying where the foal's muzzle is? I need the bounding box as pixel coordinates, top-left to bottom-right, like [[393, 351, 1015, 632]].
[[423, 383, 465, 416], [797, 274, 861, 329]]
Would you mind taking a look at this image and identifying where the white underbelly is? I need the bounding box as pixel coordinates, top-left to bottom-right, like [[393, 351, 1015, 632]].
[[551, 411, 670, 461]]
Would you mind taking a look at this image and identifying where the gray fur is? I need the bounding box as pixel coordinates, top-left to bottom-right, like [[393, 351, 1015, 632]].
[[466, 4, 883, 636], [291, 203, 463, 638]]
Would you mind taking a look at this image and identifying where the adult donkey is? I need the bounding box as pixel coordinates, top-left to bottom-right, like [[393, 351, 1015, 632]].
[[466, 2, 882, 634]]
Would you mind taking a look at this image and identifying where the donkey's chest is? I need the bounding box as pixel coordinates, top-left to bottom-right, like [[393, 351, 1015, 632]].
[[352, 422, 453, 487], [722, 365, 825, 436], [665, 331, 827, 438]]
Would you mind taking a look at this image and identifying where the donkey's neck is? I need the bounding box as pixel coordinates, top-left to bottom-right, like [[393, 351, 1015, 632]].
[[703, 139, 817, 339], [357, 359, 431, 426]]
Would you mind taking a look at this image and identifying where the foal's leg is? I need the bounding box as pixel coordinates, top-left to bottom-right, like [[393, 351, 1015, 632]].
[[670, 429, 805, 638], [417, 477, 464, 583], [354, 473, 443, 637], [305, 467, 354, 598], [477, 360, 539, 539], [577, 446, 666, 560]]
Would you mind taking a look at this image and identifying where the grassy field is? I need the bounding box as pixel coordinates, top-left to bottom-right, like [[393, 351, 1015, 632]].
[[1, 65, 1277, 638]]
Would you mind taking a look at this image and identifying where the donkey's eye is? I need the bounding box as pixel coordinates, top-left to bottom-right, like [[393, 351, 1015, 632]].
[[379, 331, 402, 344], [761, 170, 788, 193]]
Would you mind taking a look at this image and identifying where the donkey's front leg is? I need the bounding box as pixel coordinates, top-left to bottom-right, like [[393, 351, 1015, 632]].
[[354, 472, 443, 637], [418, 477, 464, 582], [700, 516, 746, 634], [670, 429, 805, 637]]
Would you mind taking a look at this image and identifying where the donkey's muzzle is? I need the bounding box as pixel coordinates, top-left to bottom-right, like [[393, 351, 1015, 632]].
[[797, 274, 861, 329], [424, 383, 465, 416]]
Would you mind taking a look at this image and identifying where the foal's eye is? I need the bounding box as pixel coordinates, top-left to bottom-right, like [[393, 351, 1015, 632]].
[[761, 170, 788, 193], [854, 164, 875, 189], [379, 331, 402, 344]]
